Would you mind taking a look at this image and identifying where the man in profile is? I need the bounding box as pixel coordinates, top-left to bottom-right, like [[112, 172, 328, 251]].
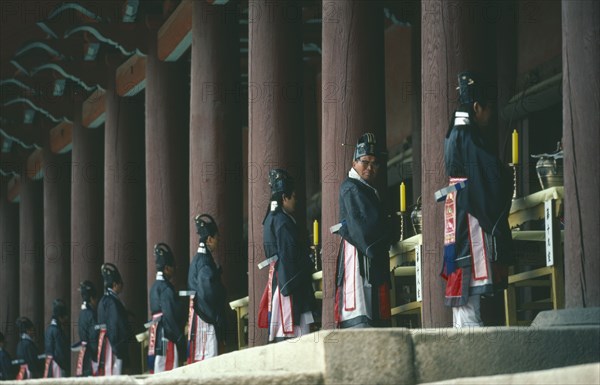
[[334, 133, 391, 329]]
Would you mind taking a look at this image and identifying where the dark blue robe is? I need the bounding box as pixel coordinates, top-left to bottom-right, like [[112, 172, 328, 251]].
[[97, 289, 132, 367], [149, 273, 186, 356], [263, 206, 315, 327]]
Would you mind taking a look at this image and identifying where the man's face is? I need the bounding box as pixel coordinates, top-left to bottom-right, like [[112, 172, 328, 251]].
[[207, 233, 219, 252], [164, 264, 175, 280], [353, 155, 380, 183], [474, 102, 494, 127], [282, 191, 297, 214], [113, 281, 123, 294]]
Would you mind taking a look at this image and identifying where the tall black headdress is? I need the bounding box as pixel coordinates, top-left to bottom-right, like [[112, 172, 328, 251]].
[[354, 132, 381, 160], [52, 299, 67, 318], [101, 262, 123, 288], [456, 71, 496, 106], [268, 169, 294, 198], [195, 214, 218, 241], [154, 243, 175, 270], [16, 317, 34, 334], [79, 280, 97, 303]]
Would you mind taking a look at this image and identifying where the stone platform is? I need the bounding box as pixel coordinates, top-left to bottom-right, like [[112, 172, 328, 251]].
[[5, 323, 599, 384]]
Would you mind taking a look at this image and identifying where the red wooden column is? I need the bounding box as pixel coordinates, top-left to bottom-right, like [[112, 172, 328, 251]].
[[0, 179, 20, 352], [562, 0, 600, 308], [19, 175, 44, 344], [189, 1, 243, 345], [321, 0, 386, 330], [421, 0, 487, 327], [70, 106, 104, 366], [247, 0, 304, 346], [104, 68, 146, 372], [145, 31, 189, 299], [42, 148, 71, 327]]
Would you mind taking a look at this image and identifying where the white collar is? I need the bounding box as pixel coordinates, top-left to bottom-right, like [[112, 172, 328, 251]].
[[51, 318, 58, 326], [21, 333, 32, 341], [156, 271, 165, 281], [197, 243, 206, 253], [349, 167, 380, 200], [454, 111, 470, 126]]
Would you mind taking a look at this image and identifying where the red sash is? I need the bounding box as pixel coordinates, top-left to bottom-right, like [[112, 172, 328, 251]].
[[147, 312, 163, 356], [96, 328, 107, 376], [15, 364, 30, 380], [75, 342, 87, 376], [186, 296, 195, 365], [43, 355, 52, 378]]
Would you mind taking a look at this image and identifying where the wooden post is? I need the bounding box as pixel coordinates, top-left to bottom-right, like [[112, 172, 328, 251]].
[[70, 105, 104, 375], [421, 0, 487, 327], [0, 180, 20, 353], [562, 0, 600, 308], [189, 0, 243, 348], [321, 0, 386, 329], [19, 176, 44, 345], [104, 67, 146, 372], [42, 148, 71, 328], [247, 0, 304, 346], [145, 29, 190, 300]]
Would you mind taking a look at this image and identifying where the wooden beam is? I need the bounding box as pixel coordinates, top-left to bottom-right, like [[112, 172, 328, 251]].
[[50, 121, 73, 154], [116, 54, 147, 96], [26, 148, 43, 180], [82, 88, 106, 128], [7, 176, 21, 202], [158, 0, 193, 61]]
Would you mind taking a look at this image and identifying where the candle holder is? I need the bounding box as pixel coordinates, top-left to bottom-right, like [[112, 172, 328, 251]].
[[311, 244, 321, 272], [509, 163, 518, 199], [398, 211, 405, 241]]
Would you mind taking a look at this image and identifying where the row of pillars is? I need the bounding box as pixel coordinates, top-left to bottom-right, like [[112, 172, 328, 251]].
[[1, 0, 598, 366]]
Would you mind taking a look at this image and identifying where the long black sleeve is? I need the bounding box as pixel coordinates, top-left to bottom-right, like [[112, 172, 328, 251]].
[[17, 339, 42, 378], [98, 294, 131, 365], [338, 180, 388, 260], [45, 322, 69, 371], [275, 219, 312, 297]]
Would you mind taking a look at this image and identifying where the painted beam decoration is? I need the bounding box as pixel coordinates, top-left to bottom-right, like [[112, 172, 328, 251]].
[[158, 0, 193, 62]]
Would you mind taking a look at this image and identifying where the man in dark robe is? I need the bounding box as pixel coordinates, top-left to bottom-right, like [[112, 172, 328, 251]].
[[187, 214, 228, 362], [334, 133, 391, 329], [15, 317, 43, 379], [148, 243, 185, 372], [0, 332, 14, 380], [44, 299, 69, 377], [75, 280, 98, 376], [97, 263, 132, 375], [259, 169, 315, 342], [442, 71, 513, 327]]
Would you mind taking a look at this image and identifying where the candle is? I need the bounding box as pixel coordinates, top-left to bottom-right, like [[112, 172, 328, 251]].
[[512, 129, 519, 165], [313, 219, 319, 246], [400, 182, 406, 213]]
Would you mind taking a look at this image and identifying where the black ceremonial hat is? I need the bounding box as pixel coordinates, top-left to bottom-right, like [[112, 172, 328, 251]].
[[457, 71, 496, 105], [52, 299, 67, 318], [354, 132, 381, 160], [79, 280, 97, 302], [101, 262, 123, 287], [195, 214, 218, 239], [268, 169, 294, 196], [154, 243, 175, 269]]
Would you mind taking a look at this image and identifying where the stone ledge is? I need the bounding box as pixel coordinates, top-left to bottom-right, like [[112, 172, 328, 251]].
[[5, 326, 599, 385], [532, 307, 600, 327], [156, 328, 415, 385], [411, 326, 600, 384], [421, 362, 600, 385]]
